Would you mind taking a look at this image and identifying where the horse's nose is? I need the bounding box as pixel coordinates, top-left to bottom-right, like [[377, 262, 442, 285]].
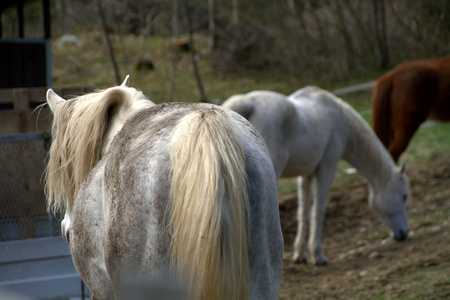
[[394, 229, 408, 241]]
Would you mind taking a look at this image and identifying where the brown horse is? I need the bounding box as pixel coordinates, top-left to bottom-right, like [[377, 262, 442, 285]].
[[372, 55, 450, 163]]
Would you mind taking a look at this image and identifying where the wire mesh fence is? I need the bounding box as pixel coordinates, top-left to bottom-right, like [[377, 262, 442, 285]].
[[0, 133, 59, 242]]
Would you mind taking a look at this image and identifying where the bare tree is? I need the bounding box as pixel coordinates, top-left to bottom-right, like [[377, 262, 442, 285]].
[[373, 0, 390, 69], [334, 0, 356, 71], [96, 0, 121, 84], [182, 0, 207, 102], [287, 0, 296, 14], [208, 0, 215, 53], [169, 0, 179, 102], [232, 0, 239, 24]]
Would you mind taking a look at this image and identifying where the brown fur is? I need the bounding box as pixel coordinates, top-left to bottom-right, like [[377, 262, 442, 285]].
[[372, 55, 450, 162]]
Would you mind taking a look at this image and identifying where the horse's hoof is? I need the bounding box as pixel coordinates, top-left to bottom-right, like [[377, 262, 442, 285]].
[[292, 255, 306, 264], [292, 256, 307, 264], [314, 260, 327, 266], [310, 253, 327, 265], [292, 251, 307, 264]]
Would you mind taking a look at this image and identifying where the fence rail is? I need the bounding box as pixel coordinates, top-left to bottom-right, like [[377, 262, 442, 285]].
[[332, 80, 376, 96], [0, 237, 84, 299], [0, 86, 93, 299], [0, 133, 57, 242]]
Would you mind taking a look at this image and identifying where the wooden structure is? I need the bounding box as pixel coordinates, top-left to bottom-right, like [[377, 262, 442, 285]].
[[0, 0, 51, 39], [0, 237, 84, 299], [0, 86, 92, 240], [0, 86, 93, 135], [0, 2, 90, 298], [0, 0, 52, 88]]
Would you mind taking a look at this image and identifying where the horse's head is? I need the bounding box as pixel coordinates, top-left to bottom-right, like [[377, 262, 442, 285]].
[[370, 164, 410, 241], [45, 76, 153, 213]]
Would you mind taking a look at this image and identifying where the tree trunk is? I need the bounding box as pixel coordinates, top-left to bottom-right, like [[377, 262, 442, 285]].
[[169, 0, 179, 102], [287, 0, 296, 14], [208, 0, 215, 53], [182, 0, 208, 102], [335, 0, 356, 71], [96, 0, 121, 85], [373, 0, 390, 69], [232, 0, 239, 24]]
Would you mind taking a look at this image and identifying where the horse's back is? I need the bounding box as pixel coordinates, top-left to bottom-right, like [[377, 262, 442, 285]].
[[429, 56, 450, 120], [225, 88, 349, 177], [103, 104, 184, 286], [283, 88, 350, 176], [225, 91, 297, 178], [372, 55, 450, 161], [100, 102, 282, 299], [379, 56, 450, 119]]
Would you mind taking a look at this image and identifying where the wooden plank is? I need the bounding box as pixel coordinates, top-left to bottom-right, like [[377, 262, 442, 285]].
[[12, 88, 29, 113], [0, 273, 83, 299], [0, 237, 84, 299], [0, 86, 94, 107], [23, 87, 47, 104], [0, 237, 70, 264], [0, 90, 14, 104], [0, 257, 77, 282]]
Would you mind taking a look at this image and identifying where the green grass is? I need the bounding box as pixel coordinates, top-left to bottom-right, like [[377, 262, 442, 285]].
[[357, 267, 450, 299], [52, 31, 450, 300], [52, 32, 300, 104], [52, 31, 450, 190]]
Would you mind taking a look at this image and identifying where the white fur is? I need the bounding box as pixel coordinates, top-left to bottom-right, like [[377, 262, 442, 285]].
[[45, 79, 283, 299], [223, 86, 410, 265]]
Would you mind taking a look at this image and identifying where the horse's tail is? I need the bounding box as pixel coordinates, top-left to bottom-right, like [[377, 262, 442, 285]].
[[222, 95, 254, 120], [372, 76, 393, 148], [169, 108, 250, 300]]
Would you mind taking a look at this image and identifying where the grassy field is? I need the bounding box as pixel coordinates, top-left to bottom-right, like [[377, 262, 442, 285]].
[[52, 32, 300, 103], [52, 32, 450, 167], [52, 32, 450, 299]]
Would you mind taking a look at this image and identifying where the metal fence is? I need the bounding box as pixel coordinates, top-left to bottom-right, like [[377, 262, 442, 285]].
[[0, 133, 59, 242]]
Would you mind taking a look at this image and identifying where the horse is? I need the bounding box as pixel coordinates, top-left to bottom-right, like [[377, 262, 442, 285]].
[[223, 86, 410, 265], [44, 76, 283, 300], [372, 55, 450, 163]]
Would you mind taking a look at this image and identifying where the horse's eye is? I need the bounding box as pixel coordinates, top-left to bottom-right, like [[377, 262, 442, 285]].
[[402, 194, 407, 203]]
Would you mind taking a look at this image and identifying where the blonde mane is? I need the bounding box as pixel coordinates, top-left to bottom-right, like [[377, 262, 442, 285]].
[[45, 87, 151, 213]]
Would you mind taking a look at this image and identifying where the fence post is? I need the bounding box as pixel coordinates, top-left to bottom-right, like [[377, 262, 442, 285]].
[[12, 88, 30, 134]]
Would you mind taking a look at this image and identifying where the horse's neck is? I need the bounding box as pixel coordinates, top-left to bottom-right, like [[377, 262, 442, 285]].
[[343, 111, 396, 192], [102, 101, 152, 156]]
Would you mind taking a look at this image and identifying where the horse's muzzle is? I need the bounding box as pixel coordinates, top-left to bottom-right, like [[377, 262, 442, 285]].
[[394, 229, 408, 241]]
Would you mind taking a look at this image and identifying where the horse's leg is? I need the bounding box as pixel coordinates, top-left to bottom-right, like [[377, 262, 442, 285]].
[[292, 176, 313, 263], [308, 161, 338, 265], [389, 124, 420, 163], [389, 75, 436, 162], [70, 163, 114, 300], [389, 108, 431, 163], [61, 211, 71, 241]]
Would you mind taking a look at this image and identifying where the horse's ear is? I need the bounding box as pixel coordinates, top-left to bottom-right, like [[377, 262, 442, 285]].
[[400, 162, 406, 174], [46, 89, 66, 113], [121, 75, 130, 87]]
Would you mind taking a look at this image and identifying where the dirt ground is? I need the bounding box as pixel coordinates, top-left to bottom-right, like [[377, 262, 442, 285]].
[[278, 154, 450, 299]]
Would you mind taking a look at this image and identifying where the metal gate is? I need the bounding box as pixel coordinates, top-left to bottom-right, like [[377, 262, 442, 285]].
[[0, 133, 85, 299], [0, 133, 59, 242]]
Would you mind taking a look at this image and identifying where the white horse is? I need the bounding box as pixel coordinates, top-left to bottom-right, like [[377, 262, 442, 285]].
[[223, 86, 410, 265], [45, 77, 283, 300]]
